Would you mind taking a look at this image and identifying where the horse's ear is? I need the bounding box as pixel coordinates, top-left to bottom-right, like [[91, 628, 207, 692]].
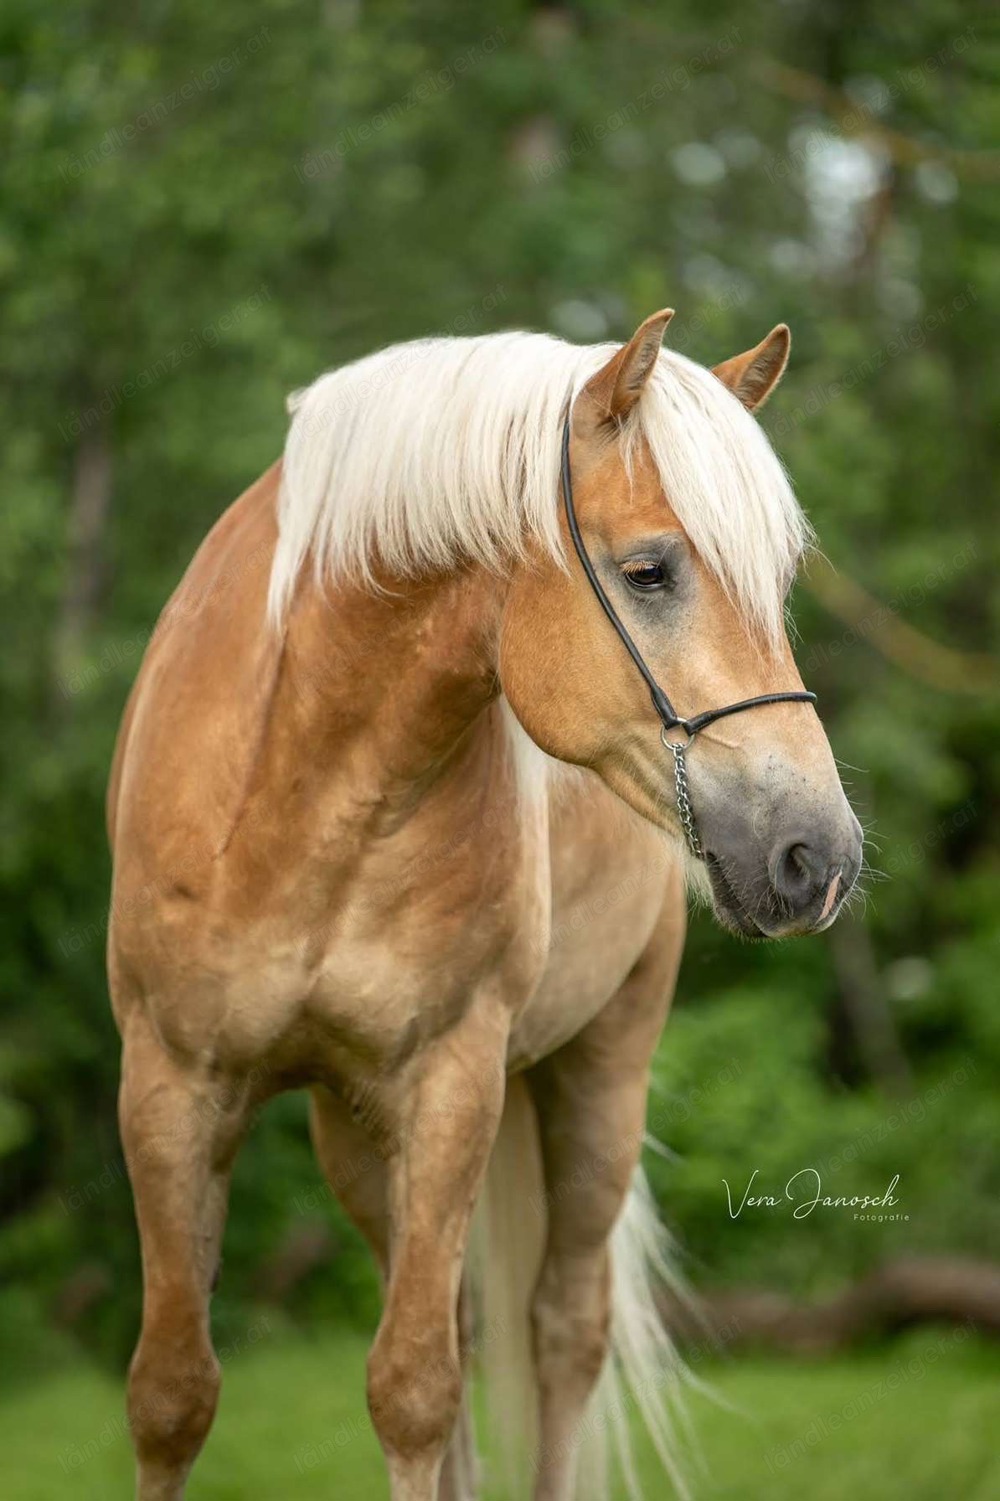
[[713, 325, 790, 411], [577, 309, 674, 427]]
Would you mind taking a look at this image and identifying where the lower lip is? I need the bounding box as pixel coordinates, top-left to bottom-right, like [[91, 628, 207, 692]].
[[706, 855, 764, 937], [709, 860, 843, 938]]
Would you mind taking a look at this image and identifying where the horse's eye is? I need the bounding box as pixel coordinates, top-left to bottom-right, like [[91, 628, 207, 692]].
[[622, 560, 668, 592]]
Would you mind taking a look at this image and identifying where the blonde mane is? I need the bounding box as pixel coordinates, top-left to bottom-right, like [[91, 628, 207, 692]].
[[268, 330, 810, 642]]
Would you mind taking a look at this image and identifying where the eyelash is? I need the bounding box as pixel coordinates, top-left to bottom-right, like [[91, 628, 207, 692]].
[[622, 559, 671, 592]]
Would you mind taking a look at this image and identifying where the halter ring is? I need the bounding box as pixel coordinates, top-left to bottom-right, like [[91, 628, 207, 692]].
[[660, 724, 695, 752]]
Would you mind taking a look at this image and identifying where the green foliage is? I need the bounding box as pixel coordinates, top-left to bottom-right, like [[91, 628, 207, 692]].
[[1, 0, 997, 1366], [647, 985, 1000, 1292]]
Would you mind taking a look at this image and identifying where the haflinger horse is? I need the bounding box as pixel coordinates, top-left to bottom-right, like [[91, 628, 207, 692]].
[[107, 308, 862, 1501]]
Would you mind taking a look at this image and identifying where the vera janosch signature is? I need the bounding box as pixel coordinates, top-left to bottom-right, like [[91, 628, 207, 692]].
[[724, 1168, 901, 1220]]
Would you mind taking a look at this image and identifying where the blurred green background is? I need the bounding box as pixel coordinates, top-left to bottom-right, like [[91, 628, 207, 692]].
[[2, 0, 999, 1495]]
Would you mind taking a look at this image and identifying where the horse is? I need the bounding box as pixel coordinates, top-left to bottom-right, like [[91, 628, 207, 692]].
[[106, 307, 862, 1501]]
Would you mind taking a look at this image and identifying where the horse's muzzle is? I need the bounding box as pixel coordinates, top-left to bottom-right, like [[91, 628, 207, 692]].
[[705, 812, 863, 938]]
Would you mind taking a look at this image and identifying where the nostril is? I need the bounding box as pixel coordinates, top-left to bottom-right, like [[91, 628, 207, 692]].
[[774, 841, 821, 906]]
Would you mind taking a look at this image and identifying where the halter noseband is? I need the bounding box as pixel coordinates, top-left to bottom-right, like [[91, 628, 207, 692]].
[[560, 417, 816, 859]]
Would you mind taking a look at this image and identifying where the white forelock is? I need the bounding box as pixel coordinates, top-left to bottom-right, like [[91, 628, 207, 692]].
[[268, 329, 811, 642]]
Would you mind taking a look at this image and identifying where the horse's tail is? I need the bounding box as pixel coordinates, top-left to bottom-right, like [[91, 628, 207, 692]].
[[470, 1073, 690, 1500]]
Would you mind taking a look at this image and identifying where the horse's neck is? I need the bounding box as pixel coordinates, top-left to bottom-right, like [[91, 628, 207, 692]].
[[247, 562, 511, 846], [113, 466, 525, 927]]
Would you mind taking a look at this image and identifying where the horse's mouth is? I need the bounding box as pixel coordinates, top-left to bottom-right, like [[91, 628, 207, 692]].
[[706, 853, 854, 939], [704, 853, 766, 939]]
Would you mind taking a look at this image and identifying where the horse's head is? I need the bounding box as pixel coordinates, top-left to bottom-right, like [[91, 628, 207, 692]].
[[501, 310, 862, 937]]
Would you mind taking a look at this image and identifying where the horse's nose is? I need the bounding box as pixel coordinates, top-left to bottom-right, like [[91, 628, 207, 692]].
[[767, 805, 863, 931], [770, 837, 839, 918]]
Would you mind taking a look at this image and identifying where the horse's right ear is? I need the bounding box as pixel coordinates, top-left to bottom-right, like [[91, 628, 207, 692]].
[[576, 309, 674, 430], [713, 325, 790, 411]]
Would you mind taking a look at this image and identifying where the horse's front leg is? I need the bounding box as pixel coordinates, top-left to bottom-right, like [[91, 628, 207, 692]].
[[366, 992, 509, 1501], [118, 1011, 252, 1501], [527, 895, 681, 1501]]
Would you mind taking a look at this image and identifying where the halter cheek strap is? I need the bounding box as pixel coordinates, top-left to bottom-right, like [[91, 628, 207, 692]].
[[560, 418, 816, 859]]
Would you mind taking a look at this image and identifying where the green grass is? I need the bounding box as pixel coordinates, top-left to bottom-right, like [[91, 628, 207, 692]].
[[1, 1327, 998, 1499]]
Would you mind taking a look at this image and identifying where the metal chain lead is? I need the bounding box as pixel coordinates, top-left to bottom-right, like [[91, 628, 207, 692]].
[[662, 731, 704, 859]]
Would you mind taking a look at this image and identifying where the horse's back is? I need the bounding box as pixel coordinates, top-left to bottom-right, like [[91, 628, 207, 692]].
[[107, 462, 281, 849], [106, 463, 287, 1031]]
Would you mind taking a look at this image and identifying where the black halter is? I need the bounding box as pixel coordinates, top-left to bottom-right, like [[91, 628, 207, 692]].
[[560, 417, 816, 858]]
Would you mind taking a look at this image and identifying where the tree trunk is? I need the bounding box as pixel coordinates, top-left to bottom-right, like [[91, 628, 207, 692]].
[[827, 914, 914, 1096], [668, 1257, 1000, 1355], [52, 423, 113, 700]]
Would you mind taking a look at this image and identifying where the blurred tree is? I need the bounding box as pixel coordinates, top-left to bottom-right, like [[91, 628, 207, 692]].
[[0, 0, 997, 1363]]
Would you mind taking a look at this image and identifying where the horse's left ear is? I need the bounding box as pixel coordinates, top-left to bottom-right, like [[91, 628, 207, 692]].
[[713, 325, 790, 411]]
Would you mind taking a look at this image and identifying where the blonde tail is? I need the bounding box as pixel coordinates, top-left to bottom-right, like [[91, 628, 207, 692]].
[[471, 1077, 689, 1500]]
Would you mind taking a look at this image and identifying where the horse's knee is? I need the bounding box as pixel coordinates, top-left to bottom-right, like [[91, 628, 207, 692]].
[[128, 1326, 221, 1470], [368, 1325, 462, 1463]]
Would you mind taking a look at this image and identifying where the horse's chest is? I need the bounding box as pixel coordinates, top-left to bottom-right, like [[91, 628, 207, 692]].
[[506, 801, 676, 1068], [299, 814, 552, 1058]]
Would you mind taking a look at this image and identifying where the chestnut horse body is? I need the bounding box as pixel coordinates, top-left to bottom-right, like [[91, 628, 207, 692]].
[[107, 312, 861, 1500]]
